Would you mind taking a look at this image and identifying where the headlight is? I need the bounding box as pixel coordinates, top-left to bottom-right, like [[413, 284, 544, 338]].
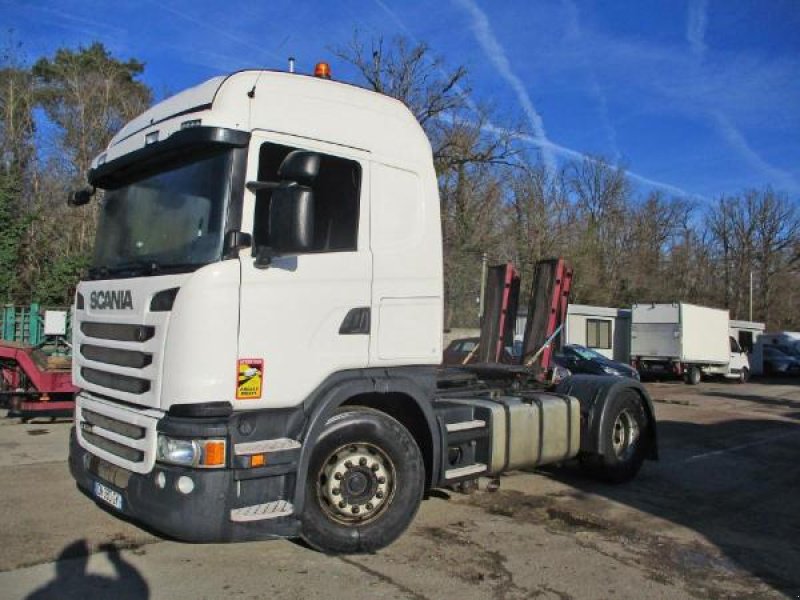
[[156, 434, 226, 468]]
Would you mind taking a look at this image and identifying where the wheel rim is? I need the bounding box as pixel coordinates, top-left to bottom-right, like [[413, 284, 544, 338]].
[[611, 409, 640, 460], [316, 442, 395, 524]]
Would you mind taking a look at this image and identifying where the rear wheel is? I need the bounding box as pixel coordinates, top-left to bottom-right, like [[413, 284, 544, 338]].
[[685, 365, 702, 385], [300, 408, 424, 554], [580, 390, 649, 483]]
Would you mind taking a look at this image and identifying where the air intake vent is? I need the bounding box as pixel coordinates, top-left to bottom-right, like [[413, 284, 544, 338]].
[[81, 322, 155, 342], [82, 367, 151, 394]]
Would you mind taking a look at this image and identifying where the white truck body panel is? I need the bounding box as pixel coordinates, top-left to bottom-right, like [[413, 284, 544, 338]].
[[369, 162, 443, 365], [680, 304, 729, 364], [631, 303, 729, 364], [73, 264, 242, 411]]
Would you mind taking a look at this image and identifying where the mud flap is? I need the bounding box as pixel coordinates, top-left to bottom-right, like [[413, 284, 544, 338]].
[[555, 374, 659, 460]]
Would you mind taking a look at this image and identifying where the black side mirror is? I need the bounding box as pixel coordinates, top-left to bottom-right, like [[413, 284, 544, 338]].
[[265, 185, 314, 254], [253, 151, 320, 267], [68, 187, 95, 206]]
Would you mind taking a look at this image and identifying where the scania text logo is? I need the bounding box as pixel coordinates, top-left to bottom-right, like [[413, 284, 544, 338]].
[[90, 290, 133, 310]]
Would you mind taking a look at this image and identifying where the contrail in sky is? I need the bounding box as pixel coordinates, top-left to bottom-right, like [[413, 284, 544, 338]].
[[686, 0, 709, 58], [479, 122, 702, 199], [561, 0, 620, 161], [453, 0, 557, 176], [685, 1, 799, 192], [374, 0, 704, 198]]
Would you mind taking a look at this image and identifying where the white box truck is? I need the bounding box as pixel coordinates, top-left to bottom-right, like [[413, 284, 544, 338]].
[[631, 303, 750, 384], [66, 64, 658, 553]]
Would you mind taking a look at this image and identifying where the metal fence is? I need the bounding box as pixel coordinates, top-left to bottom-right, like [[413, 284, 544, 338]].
[[1, 304, 72, 346]]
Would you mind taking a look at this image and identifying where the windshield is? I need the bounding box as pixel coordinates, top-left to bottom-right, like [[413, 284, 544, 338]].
[[91, 149, 232, 277]]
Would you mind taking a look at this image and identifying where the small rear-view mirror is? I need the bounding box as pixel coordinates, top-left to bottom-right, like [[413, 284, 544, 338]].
[[68, 187, 95, 207]]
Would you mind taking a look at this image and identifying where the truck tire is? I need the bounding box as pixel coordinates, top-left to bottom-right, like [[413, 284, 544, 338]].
[[579, 389, 648, 483], [685, 365, 701, 385], [738, 367, 749, 384], [300, 408, 424, 553]]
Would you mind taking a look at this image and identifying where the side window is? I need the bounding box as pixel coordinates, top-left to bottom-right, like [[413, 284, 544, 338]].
[[586, 319, 611, 349], [737, 331, 753, 353], [253, 142, 361, 252], [730, 336, 743, 353]]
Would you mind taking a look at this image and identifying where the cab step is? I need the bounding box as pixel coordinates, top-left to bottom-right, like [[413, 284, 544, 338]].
[[230, 500, 294, 522], [446, 419, 486, 433], [444, 463, 487, 480]]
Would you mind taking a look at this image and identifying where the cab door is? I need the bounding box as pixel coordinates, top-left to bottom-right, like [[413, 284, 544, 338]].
[[236, 131, 371, 409], [729, 336, 749, 373]]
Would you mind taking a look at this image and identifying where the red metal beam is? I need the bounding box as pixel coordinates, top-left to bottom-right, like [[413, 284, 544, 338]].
[[538, 259, 573, 371]]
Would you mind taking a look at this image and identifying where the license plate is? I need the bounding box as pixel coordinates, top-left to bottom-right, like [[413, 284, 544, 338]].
[[93, 481, 123, 511]]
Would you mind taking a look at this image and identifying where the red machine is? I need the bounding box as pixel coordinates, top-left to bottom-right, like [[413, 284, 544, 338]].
[[0, 342, 76, 421]]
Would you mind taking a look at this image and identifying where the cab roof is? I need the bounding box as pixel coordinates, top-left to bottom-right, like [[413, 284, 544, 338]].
[[102, 70, 433, 170]]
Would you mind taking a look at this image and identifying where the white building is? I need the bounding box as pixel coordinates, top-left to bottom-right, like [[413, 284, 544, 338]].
[[516, 304, 632, 363], [564, 304, 631, 362]]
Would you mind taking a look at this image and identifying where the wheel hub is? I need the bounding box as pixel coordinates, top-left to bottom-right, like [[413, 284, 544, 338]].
[[318, 443, 394, 523], [611, 409, 640, 459]]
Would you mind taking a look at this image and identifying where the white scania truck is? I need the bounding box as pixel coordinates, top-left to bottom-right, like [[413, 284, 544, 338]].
[[68, 66, 658, 553]]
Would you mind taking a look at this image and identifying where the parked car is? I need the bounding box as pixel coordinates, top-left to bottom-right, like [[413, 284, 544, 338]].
[[442, 337, 514, 365], [553, 344, 640, 380], [762, 345, 800, 375]]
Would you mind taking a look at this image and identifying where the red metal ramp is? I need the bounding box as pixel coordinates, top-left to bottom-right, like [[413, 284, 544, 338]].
[[520, 259, 573, 372]]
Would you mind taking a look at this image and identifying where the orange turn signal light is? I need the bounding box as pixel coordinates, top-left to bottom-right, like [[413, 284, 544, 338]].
[[250, 454, 266, 468], [314, 62, 331, 79], [202, 441, 226, 467]]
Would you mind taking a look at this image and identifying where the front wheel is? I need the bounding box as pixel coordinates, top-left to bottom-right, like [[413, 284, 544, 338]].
[[579, 390, 649, 483], [737, 367, 749, 384], [300, 408, 424, 554]]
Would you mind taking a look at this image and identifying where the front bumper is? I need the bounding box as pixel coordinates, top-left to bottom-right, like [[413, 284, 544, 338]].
[[69, 427, 300, 542]]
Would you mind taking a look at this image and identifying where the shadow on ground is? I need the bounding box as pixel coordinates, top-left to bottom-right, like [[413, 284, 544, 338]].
[[25, 540, 149, 599], [542, 417, 800, 597]]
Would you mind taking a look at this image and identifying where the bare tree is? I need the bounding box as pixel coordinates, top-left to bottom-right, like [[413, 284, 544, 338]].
[[705, 188, 800, 326]]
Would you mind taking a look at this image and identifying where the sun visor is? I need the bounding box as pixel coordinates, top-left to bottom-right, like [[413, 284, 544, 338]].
[[88, 127, 250, 189]]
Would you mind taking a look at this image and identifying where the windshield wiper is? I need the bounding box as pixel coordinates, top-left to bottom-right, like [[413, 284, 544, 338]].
[[91, 260, 205, 278], [106, 260, 162, 276], [87, 266, 110, 280]]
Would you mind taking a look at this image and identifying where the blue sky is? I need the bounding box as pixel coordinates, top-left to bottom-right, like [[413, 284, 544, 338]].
[[4, 0, 800, 202]]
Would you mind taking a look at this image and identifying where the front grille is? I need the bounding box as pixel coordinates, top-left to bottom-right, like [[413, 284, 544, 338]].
[[81, 427, 145, 462], [76, 317, 160, 410], [81, 344, 153, 369], [82, 408, 146, 439], [81, 322, 155, 342], [77, 394, 159, 472], [82, 367, 151, 394]]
